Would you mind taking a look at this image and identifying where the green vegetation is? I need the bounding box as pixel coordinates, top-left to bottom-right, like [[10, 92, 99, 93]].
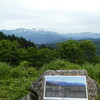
[[93, 40, 100, 56], [0, 32, 35, 48], [0, 32, 100, 99], [0, 61, 100, 100], [57, 40, 99, 64]]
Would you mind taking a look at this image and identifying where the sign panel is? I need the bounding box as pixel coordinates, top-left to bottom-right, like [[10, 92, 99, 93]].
[[44, 76, 88, 100]]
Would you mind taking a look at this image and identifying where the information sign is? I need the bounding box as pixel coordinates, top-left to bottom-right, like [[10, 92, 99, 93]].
[[44, 76, 88, 100]]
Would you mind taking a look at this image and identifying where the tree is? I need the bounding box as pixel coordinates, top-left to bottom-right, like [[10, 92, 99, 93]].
[[57, 40, 100, 64], [79, 40, 100, 63], [0, 32, 36, 48], [57, 40, 83, 64], [0, 40, 20, 65], [37, 48, 57, 66], [21, 47, 57, 68], [0, 31, 6, 40]]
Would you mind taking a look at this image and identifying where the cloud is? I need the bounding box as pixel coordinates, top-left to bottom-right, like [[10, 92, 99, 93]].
[[0, 0, 100, 33]]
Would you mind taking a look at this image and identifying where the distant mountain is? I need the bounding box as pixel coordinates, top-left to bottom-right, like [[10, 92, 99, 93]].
[[53, 32, 100, 43], [1, 28, 64, 44], [1, 28, 100, 44], [64, 32, 100, 39], [47, 81, 85, 87]]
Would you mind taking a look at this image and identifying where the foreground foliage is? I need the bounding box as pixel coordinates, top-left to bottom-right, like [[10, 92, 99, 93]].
[[0, 61, 100, 100]]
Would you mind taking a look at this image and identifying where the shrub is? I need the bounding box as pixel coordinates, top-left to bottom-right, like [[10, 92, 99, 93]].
[[19, 61, 30, 68], [0, 62, 11, 79], [27, 67, 38, 77], [11, 63, 38, 78], [41, 59, 80, 71], [82, 63, 100, 83]]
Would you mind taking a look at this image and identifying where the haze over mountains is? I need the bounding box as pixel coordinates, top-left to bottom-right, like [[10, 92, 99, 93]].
[[1, 28, 100, 44]]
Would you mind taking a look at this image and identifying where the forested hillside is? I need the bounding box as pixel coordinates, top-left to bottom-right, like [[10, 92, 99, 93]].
[[0, 32, 35, 48], [94, 40, 100, 56], [0, 31, 100, 66], [0, 32, 100, 100], [44, 39, 100, 56]]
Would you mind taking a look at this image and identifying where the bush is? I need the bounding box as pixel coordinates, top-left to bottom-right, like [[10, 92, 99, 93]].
[[11, 63, 38, 78], [19, 61, 30, 68], [0, 62, 38, 100], [41, 59, 80, 71], [82, 63, 100, 83], [0, 62, 11, 79], [96, 95, 100, 100], [27, 67, 38, 77]]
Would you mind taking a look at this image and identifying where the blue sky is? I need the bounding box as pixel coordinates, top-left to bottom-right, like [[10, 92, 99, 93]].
[[45, 76, 86, 84], [0, 0, 100, 33]]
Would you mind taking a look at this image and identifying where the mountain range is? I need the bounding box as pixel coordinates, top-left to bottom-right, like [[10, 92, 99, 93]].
[[47, 81, 85, 87], [1, 28, 100, 44]]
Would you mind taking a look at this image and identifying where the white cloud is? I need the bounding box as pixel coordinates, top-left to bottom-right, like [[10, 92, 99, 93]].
[[0, 0, 100, 33], [15, 0, 100, 11]]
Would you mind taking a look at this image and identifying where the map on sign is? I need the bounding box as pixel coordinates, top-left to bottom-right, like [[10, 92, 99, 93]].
[[44, 76, 88, 100]]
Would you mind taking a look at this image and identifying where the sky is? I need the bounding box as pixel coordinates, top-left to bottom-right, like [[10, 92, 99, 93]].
[[0, 0, 100, 33], [45, 76, 86, 84]]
